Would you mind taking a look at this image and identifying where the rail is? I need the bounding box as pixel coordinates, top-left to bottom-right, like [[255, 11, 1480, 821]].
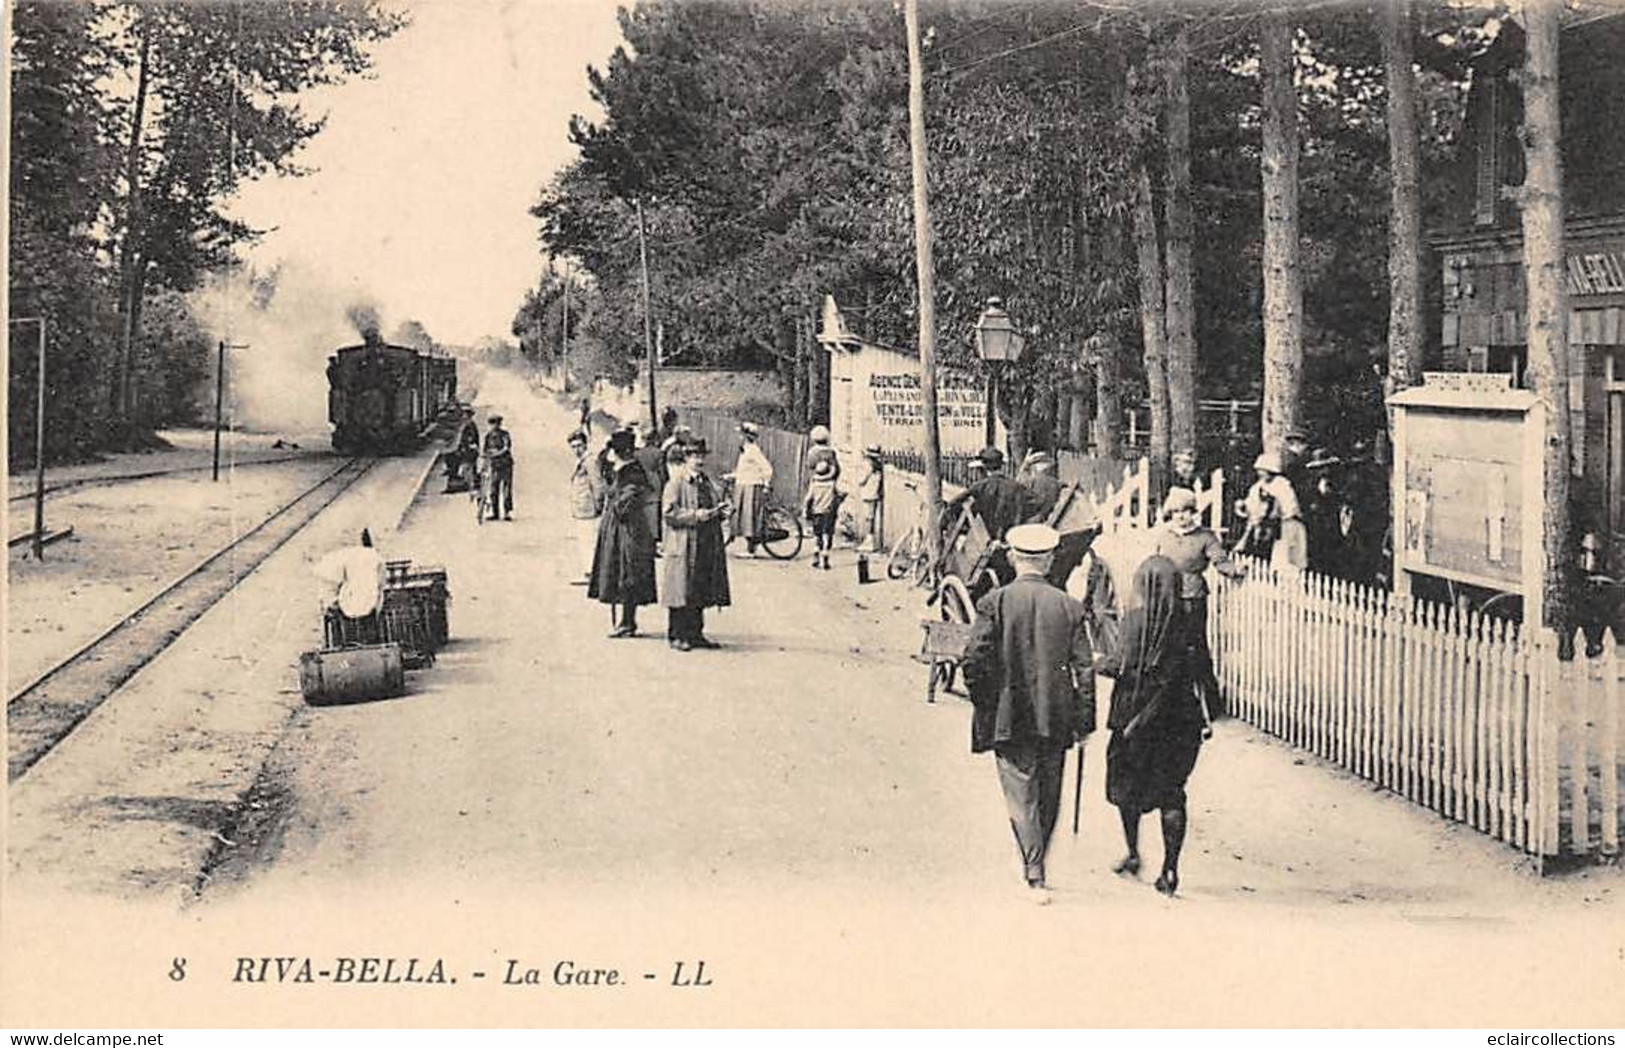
[[5, 452, 329, 505], [6, 457, 378, 782]]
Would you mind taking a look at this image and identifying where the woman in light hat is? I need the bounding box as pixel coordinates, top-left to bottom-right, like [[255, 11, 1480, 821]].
[[1153, 487, 1242, 719], [1235, 451, 1305, 571], [729, 422, 774, 557]]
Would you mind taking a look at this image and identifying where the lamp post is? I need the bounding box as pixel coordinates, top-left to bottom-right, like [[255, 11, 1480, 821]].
[[973, 297, 1026, 449], [10, 317, 47, 559], [213, 341, 249, 482]]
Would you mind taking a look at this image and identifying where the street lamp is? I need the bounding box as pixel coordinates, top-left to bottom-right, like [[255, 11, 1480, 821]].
[[973, 297, 1026, 447], [214, 341, 250, 481]]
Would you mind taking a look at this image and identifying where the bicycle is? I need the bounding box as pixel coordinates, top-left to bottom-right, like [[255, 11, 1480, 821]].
[[885, 476, 934, 584], [472, 454, 492, 525], [718, 476, 805, 560]]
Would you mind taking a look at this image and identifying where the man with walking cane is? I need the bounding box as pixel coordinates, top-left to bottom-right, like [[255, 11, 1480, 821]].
[[961, 524, 1096, 904]]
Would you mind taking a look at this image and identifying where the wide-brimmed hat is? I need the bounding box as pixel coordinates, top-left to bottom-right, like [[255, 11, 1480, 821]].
[[1007, 523, 1059, 555], [1254, 452, 1284, 474], [1304, 448, 1343, 470], [685, 438, 709, 456], [566, 430, 588, 446], [864, 443, 883, 457], [740, 422, 760, 437], [488, 414, 504, 425], [809, 424, 831, 443], [1284, 427, 1311, 444], [978, 446, 1005, 467]]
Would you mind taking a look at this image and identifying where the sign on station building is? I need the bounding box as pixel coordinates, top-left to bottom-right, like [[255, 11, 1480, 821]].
[[816, 296, 1001, 457], [1388, 372, 1549, 626]]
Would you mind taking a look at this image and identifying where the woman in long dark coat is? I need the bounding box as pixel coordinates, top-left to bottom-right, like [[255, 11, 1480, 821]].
[[589, 430, 658, 638], [1097, 554, 1205, 896]]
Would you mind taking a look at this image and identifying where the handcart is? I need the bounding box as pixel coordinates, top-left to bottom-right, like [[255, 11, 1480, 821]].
[[912, 479, 1104, 703]]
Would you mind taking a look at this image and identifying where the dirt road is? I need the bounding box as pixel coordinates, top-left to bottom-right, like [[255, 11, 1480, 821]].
[[125, 369, 1616, 1027]]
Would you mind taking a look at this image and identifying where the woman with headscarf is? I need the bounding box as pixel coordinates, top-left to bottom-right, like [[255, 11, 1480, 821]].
[[589, 429, 658, 638], [1097, 555, 1206, 896]]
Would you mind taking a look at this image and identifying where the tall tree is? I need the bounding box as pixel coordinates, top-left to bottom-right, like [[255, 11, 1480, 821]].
[[9, 0, 121, 462], [1259, 8, 1304, 453], [107, 0, 404, 435], [1132, 164, 1171, 472], [1519, 0, 1572, 636], [1383, 0, 1425, 414], [1162, 28, 1198, 464]]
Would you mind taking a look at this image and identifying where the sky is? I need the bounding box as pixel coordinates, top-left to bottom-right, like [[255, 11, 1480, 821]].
[[230, 0, 627, 347]]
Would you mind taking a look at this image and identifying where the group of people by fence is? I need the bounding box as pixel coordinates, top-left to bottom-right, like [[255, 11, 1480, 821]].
[[1227, 429, 1386, 586]]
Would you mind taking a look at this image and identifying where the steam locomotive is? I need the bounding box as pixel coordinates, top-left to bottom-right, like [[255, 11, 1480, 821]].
[[327, 337, 459, 453]]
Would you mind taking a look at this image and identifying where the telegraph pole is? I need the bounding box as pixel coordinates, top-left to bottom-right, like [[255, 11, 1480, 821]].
[[635, 198, 658, 430], [213, 342, 248, 481], [561, 268, 572, 393], [10, 318, 48, 559], [903, 0, 946, 565]]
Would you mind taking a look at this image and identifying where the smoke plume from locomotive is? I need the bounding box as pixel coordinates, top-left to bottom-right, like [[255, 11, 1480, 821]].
[[191, 265, 385, 436], [347, 303, 384, 347]]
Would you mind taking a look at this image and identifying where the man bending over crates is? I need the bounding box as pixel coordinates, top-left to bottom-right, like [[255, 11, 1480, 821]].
[[316, 528, 386, 647]]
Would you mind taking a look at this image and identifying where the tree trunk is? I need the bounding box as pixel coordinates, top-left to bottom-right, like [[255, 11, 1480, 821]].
[[1068, 383, 1088, 450], [1131, 164, 1171, 475], [809, 312, 829, 425], [1094, 330, 1124, 461], [1384, 0, 1425, 409], [774, 319, 795, 415], [1163, 29, 1198, 461], [1520, 0, 1573, 638], [791, 315, 810, 429], [1260, 10, 1304, 454], [113, 21, 153, 425]]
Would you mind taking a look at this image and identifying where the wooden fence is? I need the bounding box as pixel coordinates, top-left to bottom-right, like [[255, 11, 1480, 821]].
[[684, 409, 809, 509], [1210, 560, 1624, 864]]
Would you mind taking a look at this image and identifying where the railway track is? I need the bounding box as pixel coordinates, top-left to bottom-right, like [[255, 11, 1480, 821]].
[[6, 457, 377, 783], [6, 452, 326, 506]]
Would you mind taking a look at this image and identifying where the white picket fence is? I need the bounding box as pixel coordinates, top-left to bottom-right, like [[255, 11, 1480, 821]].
[[1210, 561, 1624, 864]]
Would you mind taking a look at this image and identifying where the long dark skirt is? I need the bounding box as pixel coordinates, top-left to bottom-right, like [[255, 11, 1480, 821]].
[[1106, 720, 1203, 814], [735, 483, 770, 540]]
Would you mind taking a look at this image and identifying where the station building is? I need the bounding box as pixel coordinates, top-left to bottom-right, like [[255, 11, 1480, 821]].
[[1430, 11, 1625, 580]]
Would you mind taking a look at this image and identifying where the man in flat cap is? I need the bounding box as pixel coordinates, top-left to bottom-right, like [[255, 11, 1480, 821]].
[[961, 523, 1096, 903], [953, 447, 1028, 541], [483, 414, 514, 520], [949, 446, 1029, 583]]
